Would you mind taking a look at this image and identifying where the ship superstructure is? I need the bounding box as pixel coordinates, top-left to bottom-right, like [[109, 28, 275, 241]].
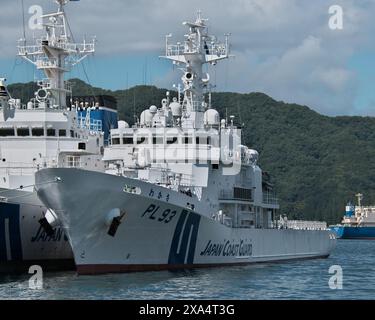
[[0, 0, 117, 272], [36, 13, 336, 275]]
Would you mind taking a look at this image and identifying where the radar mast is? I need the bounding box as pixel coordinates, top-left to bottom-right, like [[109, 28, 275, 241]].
[[17, 0, 95, 109], [161, 11, 230, 128]]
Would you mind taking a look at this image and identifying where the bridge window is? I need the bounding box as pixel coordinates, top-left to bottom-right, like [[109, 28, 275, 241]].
[[59, 129, 67, 137], [234, 187, 253, 201], [67, 156, 81, 168], [0, 128, 15, 136], [196, 136, 208, 145], [183, 136, 193, 144], [70, 130, 74, 138], [32, 128, 44, 136], [47, 129, 56, 137], [112, 137, 120, 145], [78, 142, 86, 150], [152, 136, 163, 144], [123, 137, 134, 144], [166, 137, 178, 144], [137, 136, 148, 144], [17, 128, 30, 136]]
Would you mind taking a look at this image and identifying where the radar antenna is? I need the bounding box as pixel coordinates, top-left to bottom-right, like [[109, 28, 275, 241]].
[[161, 11, 231, 128], [356, 193, 363, 207], [17, 0, 95, 109]]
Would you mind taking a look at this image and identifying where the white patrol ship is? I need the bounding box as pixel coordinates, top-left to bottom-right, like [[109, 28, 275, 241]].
[[0, 0, 117, 272], [35, 13, 336, 275]]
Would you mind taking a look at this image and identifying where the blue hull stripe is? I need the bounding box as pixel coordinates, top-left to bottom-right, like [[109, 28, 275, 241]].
[[0, 203, 23, 261], [168, 210, 201, 265]]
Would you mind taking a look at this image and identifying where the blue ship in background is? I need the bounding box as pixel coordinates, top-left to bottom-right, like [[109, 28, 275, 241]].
[[331, 193, 375, 239], [331, 226, 375, 239]]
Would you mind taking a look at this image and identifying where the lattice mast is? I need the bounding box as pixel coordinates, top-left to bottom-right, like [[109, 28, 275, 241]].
[[17, 0, 95, 108], [162, 11, 230, 128]]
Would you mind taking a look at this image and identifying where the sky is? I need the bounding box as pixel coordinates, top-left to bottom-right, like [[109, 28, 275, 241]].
[[0, 0, 375, 116]]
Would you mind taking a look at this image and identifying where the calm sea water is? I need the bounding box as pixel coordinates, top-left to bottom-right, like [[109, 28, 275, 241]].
[[0, 240, 374, 300]]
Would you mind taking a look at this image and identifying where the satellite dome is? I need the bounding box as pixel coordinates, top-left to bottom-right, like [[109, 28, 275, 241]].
[[204, 109, 220, 126], [140, 109, 154, 127], [118, 120, 129, 129], [149, 105, 158, 114]]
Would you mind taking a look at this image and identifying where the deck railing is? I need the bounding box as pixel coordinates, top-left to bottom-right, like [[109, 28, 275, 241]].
[[274, 219, 328, 230]]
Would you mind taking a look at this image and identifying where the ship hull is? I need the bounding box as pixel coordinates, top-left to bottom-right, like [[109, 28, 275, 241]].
[[35, 168, 336, 275], [331, 226, 375, 239], [0, 189, 74, 273]]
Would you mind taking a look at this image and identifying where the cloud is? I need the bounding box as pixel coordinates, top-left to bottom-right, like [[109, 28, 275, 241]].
[[237, 35, 358, 115], [1, 0, 375, 116]]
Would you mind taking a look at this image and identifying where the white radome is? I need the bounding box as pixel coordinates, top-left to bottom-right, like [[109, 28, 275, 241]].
[[149, 105, 158, 114], [204, 109, 220, 126], [118, 120, 129, 129], [140, 109, 154, 126]]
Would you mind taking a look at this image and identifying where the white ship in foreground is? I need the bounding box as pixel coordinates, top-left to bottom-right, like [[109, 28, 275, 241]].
[[36, 14, 336, 275]]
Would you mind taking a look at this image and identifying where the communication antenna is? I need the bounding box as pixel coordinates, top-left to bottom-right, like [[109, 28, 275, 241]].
[[356, 193, 363, 207], [21, 0, 26, 46], [17, 0, 95, 108], [161, 11, 231, 128], [133, 89, 137, 125]]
